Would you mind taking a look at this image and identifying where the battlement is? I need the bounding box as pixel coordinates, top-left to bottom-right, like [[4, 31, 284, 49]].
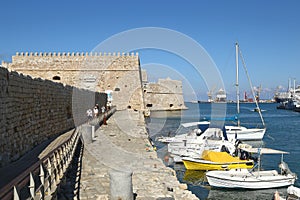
[[14, 52, 139, 57], [5, 51, 140, 72]]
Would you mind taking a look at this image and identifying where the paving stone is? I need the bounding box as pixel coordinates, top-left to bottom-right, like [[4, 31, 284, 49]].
[[79, 110, 199, 200]]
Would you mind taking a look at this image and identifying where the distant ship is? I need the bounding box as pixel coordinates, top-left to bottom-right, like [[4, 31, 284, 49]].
[[274, 79, 300, 111], [215, 88, 226, 102], [205, 88, 226, 103]]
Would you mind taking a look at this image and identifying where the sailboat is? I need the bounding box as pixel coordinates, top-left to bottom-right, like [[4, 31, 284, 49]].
[[225, 43, 266, 141], [206, 147, 297, 189]]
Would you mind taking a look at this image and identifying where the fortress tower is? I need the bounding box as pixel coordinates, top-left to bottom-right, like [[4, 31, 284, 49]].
[[2, 52, 144, 111], [2, 52, 187, 112]]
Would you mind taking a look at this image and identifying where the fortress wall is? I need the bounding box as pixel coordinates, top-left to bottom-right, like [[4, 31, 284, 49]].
[[144, 80, 186, 111], [3, 52, 143, 111], [0, 67, 107, 167], [157, 78, 183, 94], [10, 52, 139, 71]]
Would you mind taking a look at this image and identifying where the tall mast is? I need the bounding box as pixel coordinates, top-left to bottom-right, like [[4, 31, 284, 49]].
[[235, 42, 240, 126], [288, 78, 291, 92], [239, 44, 266, 127], [293, 78, 296, 96]]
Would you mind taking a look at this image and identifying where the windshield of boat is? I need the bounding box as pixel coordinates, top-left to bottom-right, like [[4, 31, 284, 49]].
[[175, 122, 209, 135]]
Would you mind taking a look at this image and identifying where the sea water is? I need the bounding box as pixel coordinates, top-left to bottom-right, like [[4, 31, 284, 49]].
[[146, 102, 300, 200]]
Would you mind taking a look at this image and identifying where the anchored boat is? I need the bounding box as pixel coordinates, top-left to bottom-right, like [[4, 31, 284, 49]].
[[156, 122, 238, 163], [182, 150, 254, 171], [206, 148, 297, 189], [225, 42, 266, 141]]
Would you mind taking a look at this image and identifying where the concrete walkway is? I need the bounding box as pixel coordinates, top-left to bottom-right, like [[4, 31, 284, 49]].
[[79, 110, 199, 200]]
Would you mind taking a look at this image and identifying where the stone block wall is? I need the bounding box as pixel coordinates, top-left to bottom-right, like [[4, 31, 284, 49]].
[[0, 67, 107, 167], [144, 78, 186, 111], [2, 52, 144, 111]]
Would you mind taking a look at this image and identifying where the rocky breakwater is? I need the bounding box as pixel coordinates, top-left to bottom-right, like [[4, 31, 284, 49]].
[[80, 110, 198, 200]]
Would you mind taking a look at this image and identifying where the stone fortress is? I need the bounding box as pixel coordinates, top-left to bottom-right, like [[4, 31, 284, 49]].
[[0, 51, 187, 167], [0, 53, 199, 199], [2, 52, 186, 112]]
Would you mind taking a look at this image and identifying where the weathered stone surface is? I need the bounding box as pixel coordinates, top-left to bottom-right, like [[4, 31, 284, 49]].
[[0, 67, 107, 167], [80, 110, 199, 200], [3, 53, 144, 111], [2, 53, 187, 112]]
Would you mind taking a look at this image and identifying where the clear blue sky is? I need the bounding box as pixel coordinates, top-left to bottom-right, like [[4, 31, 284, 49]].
[[1, 0, 300, 100]]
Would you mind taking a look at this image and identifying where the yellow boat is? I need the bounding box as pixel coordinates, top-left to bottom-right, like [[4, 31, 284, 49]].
[[182, 150, 254, 170]]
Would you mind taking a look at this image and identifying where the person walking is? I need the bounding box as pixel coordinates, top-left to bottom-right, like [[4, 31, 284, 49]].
[[93, 106, 99, 118], [86, 108, 93, 123]]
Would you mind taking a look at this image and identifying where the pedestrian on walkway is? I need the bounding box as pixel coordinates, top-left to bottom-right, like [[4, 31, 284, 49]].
[[86, 108, 93, 123], [101, 106, 106, 113], [93, 106, 99, 118]]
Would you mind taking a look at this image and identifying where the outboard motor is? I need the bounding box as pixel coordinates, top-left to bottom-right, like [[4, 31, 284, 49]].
[[220, 145, 230, 154], [279, 161, 296, 177]]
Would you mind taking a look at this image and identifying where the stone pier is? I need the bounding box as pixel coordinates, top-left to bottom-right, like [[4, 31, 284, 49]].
[[79, 110, 199, 200]]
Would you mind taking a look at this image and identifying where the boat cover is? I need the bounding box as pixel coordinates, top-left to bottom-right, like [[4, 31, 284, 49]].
[[202, 150, 244, 163], [240, 147, 289, 154]]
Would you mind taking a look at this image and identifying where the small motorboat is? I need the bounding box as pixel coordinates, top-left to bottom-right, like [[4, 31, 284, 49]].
[[206, 148, 297, 189], [156, 122, 238, 163], [182, 150, 254, 171]]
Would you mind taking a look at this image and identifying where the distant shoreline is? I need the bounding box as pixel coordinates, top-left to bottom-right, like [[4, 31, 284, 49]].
[[189, 101, 276, 104]]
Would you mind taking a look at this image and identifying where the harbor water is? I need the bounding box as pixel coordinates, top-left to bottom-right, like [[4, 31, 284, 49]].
[[146, 102, 300, 200]]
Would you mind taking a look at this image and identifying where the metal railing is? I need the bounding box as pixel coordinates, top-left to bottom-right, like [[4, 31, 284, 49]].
[[0, 107, 116, 200], [0, 128, 81, 200]]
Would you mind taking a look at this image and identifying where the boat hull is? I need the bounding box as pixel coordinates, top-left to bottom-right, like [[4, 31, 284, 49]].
[[183, 158, 254, 171], [206, 169, 296, 189], [226, 127, 266, 141]]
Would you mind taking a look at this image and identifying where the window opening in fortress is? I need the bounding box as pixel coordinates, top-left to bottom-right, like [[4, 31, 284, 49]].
[[146, 104, 153, 107], [114, 88, 120, 91], [169, 104, 174, 108], [127, 105, 131, 109], [53, 76, 61, 81]]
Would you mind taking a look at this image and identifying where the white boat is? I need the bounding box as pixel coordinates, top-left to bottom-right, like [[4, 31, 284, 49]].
[[275, 79, 300, 111], [225, 42, 266, 141], [225, 125, 265, 141], [169, 127, 238, 162], [215, 88, 227, 102], [156, 121, 210, 143], [156, 122, 238, 162], [206, 148, 297, 189]]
